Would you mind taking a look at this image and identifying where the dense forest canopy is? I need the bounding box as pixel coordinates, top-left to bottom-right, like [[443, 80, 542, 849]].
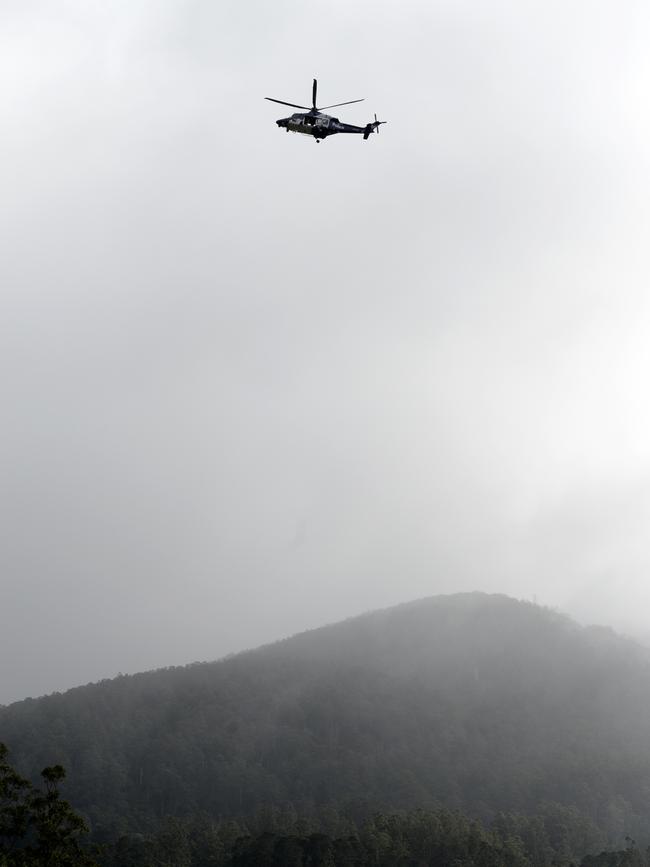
[[3, 593, 650, 857], [3, 742, 650, 867]]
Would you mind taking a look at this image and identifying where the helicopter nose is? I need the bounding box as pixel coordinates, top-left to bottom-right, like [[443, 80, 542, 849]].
[[277, 119, 287, 128]]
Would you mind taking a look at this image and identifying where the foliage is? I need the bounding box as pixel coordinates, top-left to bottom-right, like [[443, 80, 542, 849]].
[[96, 809, 650, 867], [0, 743, 97, 866]]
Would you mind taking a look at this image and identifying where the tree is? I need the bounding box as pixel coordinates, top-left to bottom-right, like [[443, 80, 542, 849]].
[[0, 743, 97, 866], [1, 743, 31, 864]]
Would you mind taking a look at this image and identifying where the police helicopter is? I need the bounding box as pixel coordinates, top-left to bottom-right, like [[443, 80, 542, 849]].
[[265, 78, 386, 142]]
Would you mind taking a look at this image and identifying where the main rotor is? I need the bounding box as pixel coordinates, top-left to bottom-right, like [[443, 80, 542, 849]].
[[265, 78, 364, 115]]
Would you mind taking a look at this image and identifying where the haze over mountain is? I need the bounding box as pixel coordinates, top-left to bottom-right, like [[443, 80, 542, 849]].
[[3, 593, 650, 853], [4, 0, 650, 707]]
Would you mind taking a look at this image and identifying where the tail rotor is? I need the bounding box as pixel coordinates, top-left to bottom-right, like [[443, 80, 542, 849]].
[[363, 114, 387, 139]]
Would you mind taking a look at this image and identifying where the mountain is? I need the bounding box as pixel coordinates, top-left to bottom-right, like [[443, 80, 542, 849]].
[[3, 592, 650, 845]]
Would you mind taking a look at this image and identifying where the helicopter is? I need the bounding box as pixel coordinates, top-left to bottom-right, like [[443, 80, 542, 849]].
[[265, 78, 386, 143]]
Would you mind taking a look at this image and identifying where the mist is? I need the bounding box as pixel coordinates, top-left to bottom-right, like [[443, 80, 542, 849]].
[[2, 0, 650, 706]]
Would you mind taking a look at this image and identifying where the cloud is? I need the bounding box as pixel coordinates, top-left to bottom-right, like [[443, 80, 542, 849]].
[[2, 0, 650, 704]]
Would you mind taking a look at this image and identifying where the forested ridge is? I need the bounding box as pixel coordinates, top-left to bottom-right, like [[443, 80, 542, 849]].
[[3, 748, 650, 867], [3, 742, 650, 866], [3, 593, 650, 862]]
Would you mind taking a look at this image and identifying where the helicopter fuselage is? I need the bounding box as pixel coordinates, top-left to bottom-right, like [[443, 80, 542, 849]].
[[266, 79, 385, 141], [276, 111, 374, 141]]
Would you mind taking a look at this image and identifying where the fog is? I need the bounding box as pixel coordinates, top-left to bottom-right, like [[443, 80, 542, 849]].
[[2, 0, 650, 706]]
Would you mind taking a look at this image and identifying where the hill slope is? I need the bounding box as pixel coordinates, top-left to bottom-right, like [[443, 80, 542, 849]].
[[3, 593, 650, 843]]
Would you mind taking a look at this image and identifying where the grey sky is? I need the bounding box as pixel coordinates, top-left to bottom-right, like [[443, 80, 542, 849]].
[[2, 0, 650, 705]]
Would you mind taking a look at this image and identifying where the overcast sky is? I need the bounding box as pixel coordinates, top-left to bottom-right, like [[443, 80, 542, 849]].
[[2, 0, 650, 705]]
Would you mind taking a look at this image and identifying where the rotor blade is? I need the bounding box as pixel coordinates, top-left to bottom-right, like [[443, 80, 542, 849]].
[[265, 97, 311, 110], [312, 79, 317, 110], [317, 99, 365, 110]]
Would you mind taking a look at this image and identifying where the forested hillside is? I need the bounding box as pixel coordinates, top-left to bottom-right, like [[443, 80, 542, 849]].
[[3, 593, 650, 851]]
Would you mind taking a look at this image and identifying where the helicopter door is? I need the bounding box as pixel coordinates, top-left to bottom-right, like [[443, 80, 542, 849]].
[[315, 117, 329, 129]]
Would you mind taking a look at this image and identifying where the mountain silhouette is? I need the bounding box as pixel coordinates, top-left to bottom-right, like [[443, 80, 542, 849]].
[[3, 593, 650, 843]]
